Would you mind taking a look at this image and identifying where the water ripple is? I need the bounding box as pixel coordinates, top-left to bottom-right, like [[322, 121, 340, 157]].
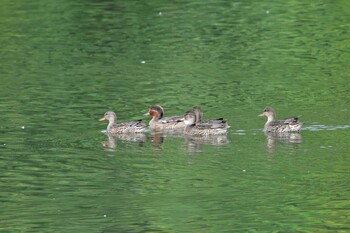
[[303, 124, 350, 131]]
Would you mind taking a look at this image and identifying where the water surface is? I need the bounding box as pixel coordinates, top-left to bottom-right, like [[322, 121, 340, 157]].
[[1, 0, 349, 232]]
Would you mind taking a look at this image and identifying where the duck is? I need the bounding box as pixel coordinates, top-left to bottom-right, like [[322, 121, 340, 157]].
[[258, 107, 302, 133], [99, 111, 147, 134], [184, 110, 229, 136], [144, 105, 185, 130], [192, 106, 229, 127]]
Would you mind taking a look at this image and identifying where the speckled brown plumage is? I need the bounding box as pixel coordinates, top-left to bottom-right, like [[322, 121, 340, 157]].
[[100, 111, 147, 134], [258, 107, 302, 133], [184, 109, 229, 136]]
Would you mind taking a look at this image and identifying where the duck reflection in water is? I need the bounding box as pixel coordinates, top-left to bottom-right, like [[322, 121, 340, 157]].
[[149, 131, 187, 153], [264, 132, 302, 152], [185, 134, 229, 152], [149, 131, 164, 152], [101, 133, 147, 150]]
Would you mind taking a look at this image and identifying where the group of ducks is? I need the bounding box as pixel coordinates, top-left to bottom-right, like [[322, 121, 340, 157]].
[[99, 105, 303, 135]]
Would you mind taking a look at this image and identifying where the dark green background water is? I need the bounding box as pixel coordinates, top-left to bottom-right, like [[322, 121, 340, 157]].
[[1, 1, 349, 232]]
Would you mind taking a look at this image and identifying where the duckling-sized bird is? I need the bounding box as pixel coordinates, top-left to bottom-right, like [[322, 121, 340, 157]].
[[184, 110, 229, 136], [144, 105, 185, 130], [258, 107, 302, 133], [99, 111, 147, 134]]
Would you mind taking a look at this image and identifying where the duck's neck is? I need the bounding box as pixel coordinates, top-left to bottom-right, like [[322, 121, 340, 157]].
[[265, 111, 276, 124], [149, 110, 161, 125], [194, 110, 202, 123], [107, 117, 116, 131], [149, 118, 156, 128], [266, 115, 275, 123], [184, 115, 196, 127]]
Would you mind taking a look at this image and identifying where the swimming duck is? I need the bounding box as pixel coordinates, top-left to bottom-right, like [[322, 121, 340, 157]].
[[144, 105, 185, 130], [258, 107, 302, 133], [192, 106, 229, 127], [184, 110, 229, 135], [99, 111, 147, 134]]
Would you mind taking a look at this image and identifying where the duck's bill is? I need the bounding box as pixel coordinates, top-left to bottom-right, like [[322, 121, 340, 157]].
[[99, 117, 106, 121], [258, 113, 265, 117], [143, 112, 150, 116]]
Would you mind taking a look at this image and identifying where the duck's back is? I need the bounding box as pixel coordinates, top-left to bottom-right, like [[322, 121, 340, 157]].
[[265, 117, 302, 133], [201, 118, 229, 128], [151, 115, 185, 130], [109, 120, 147, 133], [185, 120, 229, 136]]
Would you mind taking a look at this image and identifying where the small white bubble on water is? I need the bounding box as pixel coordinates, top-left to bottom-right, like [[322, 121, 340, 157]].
[[103, 215, 107, 218], [242, 169, 246, 172], [141, 60, 146, 64], [266, 10, 270, 14], [21, 126, 25, 129], [159, 12, 162, 16]]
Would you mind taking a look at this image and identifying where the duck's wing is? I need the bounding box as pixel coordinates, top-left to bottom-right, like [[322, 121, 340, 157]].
[[196, 120, 228, 129], [280, 116, 300, 125], [160, 115, 184, 124], [119, 120, 147, 128], [203, 118, 225, 123], [202, 118, 229, 129], [267, 117, 302, 133], [269, 121, 285, 127]]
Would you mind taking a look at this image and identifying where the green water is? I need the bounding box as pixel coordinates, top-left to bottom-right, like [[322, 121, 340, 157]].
[[1, 1, 349, 232]]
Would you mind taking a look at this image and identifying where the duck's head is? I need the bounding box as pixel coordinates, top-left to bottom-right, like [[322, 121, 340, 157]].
[[184, 110, 196, 126], [144, 105, 164, 120], [192, 106, 203, 123], [258, 107, 276, 121], [99, 111, 117, 122]]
